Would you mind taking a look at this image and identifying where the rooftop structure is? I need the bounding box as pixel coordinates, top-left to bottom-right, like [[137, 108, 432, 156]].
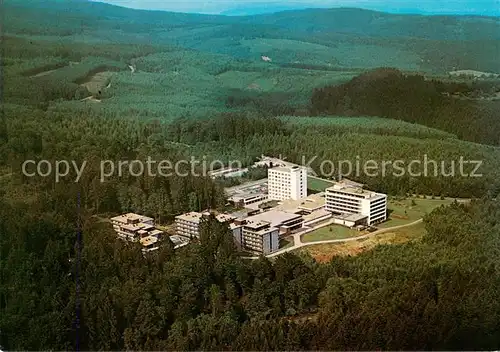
[[225, 179, 269, 206], [169, 235, 190, 250], [110, 213, 154, 226], [241, 210, 303, 236], [111, 213, 163, 243], [175, 211, 240, 239], [274, 192, 326, 214], [256, 155, 315, 175], [140, 235, 160, 253]]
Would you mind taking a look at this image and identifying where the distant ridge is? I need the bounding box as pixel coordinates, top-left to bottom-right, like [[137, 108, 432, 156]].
[[94, 0, 500, 17]]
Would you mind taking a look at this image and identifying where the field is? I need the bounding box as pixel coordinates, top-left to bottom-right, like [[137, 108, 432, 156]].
[[300, 221, 427, 263], [307, 176, 335, 192], [300, 197, 454, 243], [380, 197, 454, 228], [301, 225, 360, 243]]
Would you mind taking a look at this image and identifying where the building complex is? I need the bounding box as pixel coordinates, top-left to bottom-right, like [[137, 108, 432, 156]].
[[169, 158, 387, 256], [325, 180, 387, 225], [110, 213, 165, 253]]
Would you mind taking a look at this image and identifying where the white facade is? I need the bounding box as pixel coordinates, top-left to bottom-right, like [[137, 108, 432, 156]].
[[175, 212, 241, 242], [325, 182, 387, 225], [110, 213, 160, 242], [268, 166, 307, 201]]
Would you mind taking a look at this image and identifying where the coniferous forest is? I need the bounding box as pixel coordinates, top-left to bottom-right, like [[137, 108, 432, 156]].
[[1, 0, 500, 350]]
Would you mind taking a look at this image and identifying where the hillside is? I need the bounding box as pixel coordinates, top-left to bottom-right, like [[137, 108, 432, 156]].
[[310, 68, 500, 145], [3, 0, 500, 73], [2, 2, 500, 351]]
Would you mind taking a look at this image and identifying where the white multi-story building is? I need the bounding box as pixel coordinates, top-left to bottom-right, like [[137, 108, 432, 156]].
[[239, 220, 279, 255], [175, 209, 301, 254], [110, 213, 165, 254], [175, 212, 242, 243], [325, 181, 387, 226], [110, 213, 161, 242], [268, 166, 307, 201]]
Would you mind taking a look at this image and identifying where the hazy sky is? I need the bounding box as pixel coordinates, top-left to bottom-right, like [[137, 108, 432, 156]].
[[96, 0, 500, 15]]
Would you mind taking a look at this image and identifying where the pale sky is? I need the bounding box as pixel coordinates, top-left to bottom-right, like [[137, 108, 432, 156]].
[[96, 0, 500, 15]]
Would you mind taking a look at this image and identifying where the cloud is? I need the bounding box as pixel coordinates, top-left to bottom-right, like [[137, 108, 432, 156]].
[[96, 0, 500, 15]]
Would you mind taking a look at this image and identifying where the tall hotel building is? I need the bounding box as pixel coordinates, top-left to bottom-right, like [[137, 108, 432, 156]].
[[325, 181, 387, 225], [268, 166, 307, 201]]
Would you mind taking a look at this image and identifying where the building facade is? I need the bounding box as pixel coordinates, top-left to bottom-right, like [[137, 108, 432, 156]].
[[238, 219, 279, 254], [268, 166, 307, 201], [111, 213, 159, 242], [110, 213, 165, 254], [175, 212, 242, 245], [325, 182, 387, 225], [175, 212, 203, 239]]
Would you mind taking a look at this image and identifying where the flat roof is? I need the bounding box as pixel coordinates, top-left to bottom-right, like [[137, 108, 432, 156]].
[[333, 213, 368, 222], [149, 229, 164, 236], [244, 210, 302, 229], [230, 210, 253, 219], [110, 213, 154, 224], [225, 179, 269, 200], [274, 193, 326, 213], [121, 223, 153, 232], [140, 236, 159, 247], [175, 212, 203, 223], [269, 165, 305, 173], [216, 214, 236, 223], [170, 235, 190, 245], [176, 211, 237, 224], [302, 209, 332, 222], [229, 223, 242, 230], [244, 219, 271, 230], [326, 183, 386, 199]]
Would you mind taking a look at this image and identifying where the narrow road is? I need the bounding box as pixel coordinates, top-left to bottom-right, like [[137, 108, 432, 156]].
[[242, 219, 424, 260]]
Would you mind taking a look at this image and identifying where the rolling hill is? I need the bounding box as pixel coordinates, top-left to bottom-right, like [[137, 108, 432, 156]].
[[3, 0, 499, 73]]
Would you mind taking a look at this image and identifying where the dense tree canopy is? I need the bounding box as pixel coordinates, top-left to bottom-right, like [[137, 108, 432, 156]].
[[311, 68, 500, 146]]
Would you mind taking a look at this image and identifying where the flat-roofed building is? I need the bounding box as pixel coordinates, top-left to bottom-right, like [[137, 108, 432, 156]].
[[169, 235, 190, 250], [175, 212, 203, 239], [140, 235, 160, 253], [268, 166, 307, 201], [325, 180, 387, 225], [175, 211, 242, 246], [110, 213, 162, 242], [274, 192, 326, 215], [240, 210, 303, 236], [225, 179, 269, 207], [302, 209, 333, 227], [239, 219, 279, 254]]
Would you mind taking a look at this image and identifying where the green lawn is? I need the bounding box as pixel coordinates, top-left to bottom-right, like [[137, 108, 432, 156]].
[[378, 197, 453, 228], [301, 225, 359, 243], [280, 237, 294, 249], [307, 176, 335, 192]]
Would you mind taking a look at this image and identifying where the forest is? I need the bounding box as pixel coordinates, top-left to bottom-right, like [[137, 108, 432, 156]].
[[310, 68, 500, 146], [1, 0, 500, 350], [1, 181, 500, 350]]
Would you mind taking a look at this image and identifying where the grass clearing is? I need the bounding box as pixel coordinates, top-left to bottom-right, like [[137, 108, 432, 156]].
[[301, 225, 360, 243], [80, 71, 114, 95], [307, 176, 334, 192], [379, 197, 453, 228], [300, 221, 427, 263]]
